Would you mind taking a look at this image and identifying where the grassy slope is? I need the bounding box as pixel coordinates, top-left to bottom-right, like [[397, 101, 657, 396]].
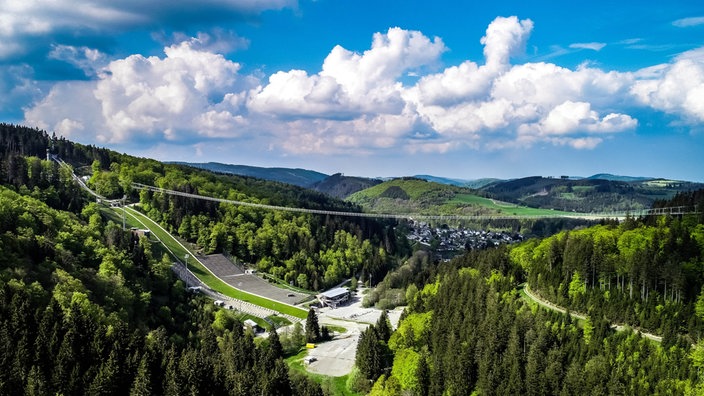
[[347, 179, 575, 217], [120, 206, 308, 319]]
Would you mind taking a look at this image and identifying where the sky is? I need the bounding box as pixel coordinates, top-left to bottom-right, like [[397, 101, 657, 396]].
[[1, 0, 704, 181]]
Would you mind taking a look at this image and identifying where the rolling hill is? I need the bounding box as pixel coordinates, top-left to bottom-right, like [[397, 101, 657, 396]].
[[170, 161, 328, 187], [346, 177, 571, 219], [482, 176, 704, 212]]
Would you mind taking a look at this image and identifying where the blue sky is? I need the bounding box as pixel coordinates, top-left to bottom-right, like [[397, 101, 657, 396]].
[[1, 0, 703, 181]]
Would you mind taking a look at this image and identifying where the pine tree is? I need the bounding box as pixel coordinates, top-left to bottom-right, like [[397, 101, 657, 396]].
[[320, 326, 331, 341], [355, 326, 382, 380], [375, 310, 392, 342], [268, 328, 284, 360], [129, 354, 152, 396], [305, 308, 320, 343], [414, 355, 430, 396]]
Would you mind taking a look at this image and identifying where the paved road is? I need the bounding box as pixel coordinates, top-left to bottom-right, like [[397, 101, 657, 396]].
[[522, 283, 662, 343]]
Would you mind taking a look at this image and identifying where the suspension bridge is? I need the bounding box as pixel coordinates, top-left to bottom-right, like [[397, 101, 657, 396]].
[[52, 156, 698, 221], [130, 182, 698, 221]]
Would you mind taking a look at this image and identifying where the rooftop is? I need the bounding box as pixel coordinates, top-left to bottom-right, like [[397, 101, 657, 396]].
[[320, 287, 350, 299]]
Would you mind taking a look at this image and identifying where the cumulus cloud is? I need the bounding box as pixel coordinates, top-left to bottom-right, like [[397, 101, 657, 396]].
[[249, 27, 445, 118], [408, 17, 636, 150], [22, 16, 704, 158], [25, 39, 252, 143], [569, 42, 607, 51], [631, 54, 704, 122], [481, 16, 533, 70], [538, 101, 636, 135]]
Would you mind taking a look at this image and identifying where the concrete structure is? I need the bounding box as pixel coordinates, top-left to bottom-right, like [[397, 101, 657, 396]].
[[243, 319, 262, 333], [317, 288, 351, 308]]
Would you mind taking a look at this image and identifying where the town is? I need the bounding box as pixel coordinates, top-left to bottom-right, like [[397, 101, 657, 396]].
[[404, 220, 524, 253]]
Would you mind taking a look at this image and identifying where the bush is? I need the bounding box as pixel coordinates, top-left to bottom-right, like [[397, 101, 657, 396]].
[[346, 366, 372, 394]]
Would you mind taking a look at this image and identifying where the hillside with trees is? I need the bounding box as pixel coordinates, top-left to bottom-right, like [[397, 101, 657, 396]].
[[0, 123, 407, 394], [510, 191, 704, 341], [1, 123, 407, 292], [351, 190, 704, 395], [483, 176, 704, 213], [0, 183, 324, 395], [354, 242, 702, 395], [169, 162, 328, 188]]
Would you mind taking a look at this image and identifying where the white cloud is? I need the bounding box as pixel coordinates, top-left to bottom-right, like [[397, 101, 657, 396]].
[[481, 16, 533, 70], [631, 54, 704, 122], [538, 101, 636, 135], [673, 16, 704, 27], [25, 39, 250, 143], [250, 27, 445, 119], [48, 45, 107, 77], [569, 42, 606, 51], [0, 0, 293, 59], [23, 16, 704, 159]]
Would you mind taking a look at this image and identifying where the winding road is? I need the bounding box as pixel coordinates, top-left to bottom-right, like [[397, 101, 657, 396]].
[[521, 283, 662, 343]]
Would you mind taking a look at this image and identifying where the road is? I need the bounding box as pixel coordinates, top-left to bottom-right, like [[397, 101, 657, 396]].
[[521, 283, 662, 343]]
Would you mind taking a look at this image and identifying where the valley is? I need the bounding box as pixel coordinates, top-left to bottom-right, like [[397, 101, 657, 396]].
[[1, 124, 704, 395]]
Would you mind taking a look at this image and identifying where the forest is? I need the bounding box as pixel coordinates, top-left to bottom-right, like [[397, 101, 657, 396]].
[[349, 189, 704, 395], [5, 122, 704, 395], [0, 184, 327, 395]]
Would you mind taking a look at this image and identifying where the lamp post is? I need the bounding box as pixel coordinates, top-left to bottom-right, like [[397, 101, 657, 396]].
[[184, 254, 190, 272]]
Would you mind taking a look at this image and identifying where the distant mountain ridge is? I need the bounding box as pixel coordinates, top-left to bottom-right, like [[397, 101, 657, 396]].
[[310, 173, 383, 199], [169, 161, 699, 214], [586, 173, 654, 182], [482, 175, 704, 213], [169, 162, 328, 187]]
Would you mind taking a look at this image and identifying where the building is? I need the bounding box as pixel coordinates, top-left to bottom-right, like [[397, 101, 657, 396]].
[[243, 319, 262, 333], [130, 227, 151, 238], [317, 288, 351, 308]]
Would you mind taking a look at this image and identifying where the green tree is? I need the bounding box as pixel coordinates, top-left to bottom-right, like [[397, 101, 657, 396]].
[[130, 354, 152, 396], [355, 326, 383, 380], [375, 310, 392, 342], [414, 354, 430, 396], [305, 308, 320, 343]]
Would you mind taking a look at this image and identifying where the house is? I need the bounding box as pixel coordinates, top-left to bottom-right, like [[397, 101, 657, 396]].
[[317, 288, 351, 308], [243, 319, 262, 333]]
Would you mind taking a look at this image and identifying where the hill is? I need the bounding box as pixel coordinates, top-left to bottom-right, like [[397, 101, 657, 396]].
[[412, 174, 471, 187], [413, 174, 502, 189], [482, 176, 704, 213], [346, 178, 572, 220], [0, 124, 329, 394], [587, 173, 654, 182], [170, 161, 328, 187], [310, 173, 383, 199]]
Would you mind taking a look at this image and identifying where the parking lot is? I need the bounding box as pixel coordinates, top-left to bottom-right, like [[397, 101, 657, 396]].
[[303, 289, 403, 377]]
